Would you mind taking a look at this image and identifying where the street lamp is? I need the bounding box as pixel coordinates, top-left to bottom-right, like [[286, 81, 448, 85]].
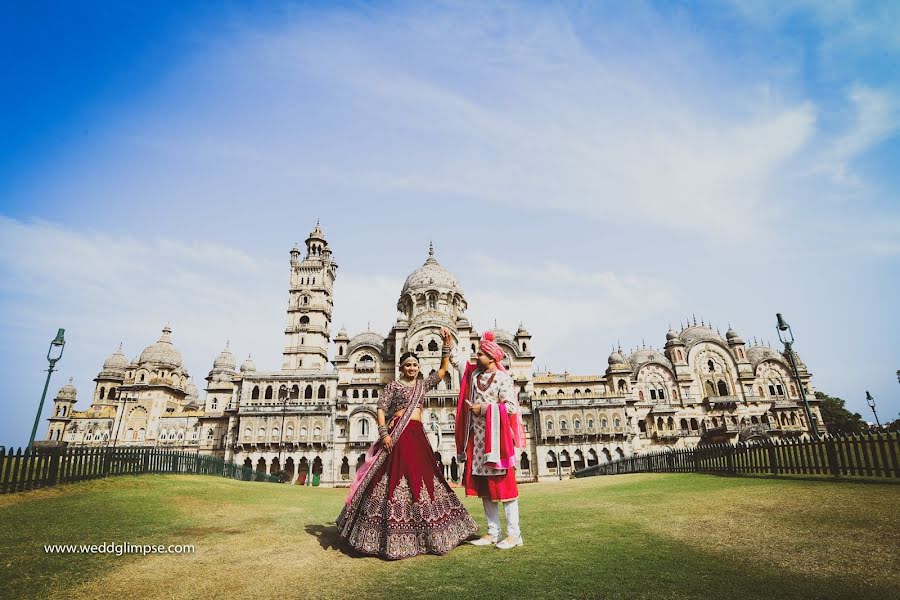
[[28, 328, 66, 450], [775, 314, 818, 440], [865, 391, 881, 430]]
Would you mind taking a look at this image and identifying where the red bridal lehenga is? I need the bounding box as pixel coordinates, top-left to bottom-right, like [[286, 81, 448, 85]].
[[336, 371, 478, 559]]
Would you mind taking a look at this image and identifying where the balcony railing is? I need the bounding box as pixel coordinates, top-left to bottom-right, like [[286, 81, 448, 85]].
[[705, 395, 741, 405]]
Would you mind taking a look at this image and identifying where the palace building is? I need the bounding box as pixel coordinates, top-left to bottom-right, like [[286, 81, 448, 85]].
[[43, 223, 826, 484]]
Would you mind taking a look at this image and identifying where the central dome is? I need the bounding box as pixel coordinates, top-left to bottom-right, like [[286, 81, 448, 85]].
[[400, 243, 463, 298], [138, 326, 183, 369]]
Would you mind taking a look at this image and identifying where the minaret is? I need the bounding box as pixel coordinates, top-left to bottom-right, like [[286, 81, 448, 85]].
[[282, 222, 338, 371]]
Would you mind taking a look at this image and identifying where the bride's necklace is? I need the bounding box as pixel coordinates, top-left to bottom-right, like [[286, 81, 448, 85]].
[[398, 376, 417, 389]]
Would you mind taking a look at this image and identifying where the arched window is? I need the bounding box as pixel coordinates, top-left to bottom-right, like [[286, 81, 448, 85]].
[[291, 385, 299, 399], [359, 420, 369, 436], [546, 450, 557, 468], [99, 387, 106, 400], [707, 360, 715, 372], [416, 344, 424, 352], [560, 420, 568, 431], [717, 380, 728, 396], [546, 420, 554, 431], [299, 316, 310, 327], [353, 389, 359, 398], [617, 380, 626, 393], [658, 388, 666, 400], [557, 389, 564, 396], [318, 385, 327, 398], [207, 428, 214, 439], [362, 389, 369, 399], [540, 390, 547, 396], [252, 386, 260, 400], [313, 426, 322, 437], [428, 339, 439, 352], [574, 419, 581, 430], [264, 386, 273, 400], [614, 418, 621, 428], [305, 385, 313, 399], [588, 419, 594, 429]]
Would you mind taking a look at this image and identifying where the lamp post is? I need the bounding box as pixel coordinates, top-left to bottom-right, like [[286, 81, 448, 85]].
[[775, 314, 818, 440], [865, 391, 881, 430], [28, 329, 66, 451]]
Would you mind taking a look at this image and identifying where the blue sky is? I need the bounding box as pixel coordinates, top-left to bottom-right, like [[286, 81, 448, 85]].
[[1, 1, 898, 447]]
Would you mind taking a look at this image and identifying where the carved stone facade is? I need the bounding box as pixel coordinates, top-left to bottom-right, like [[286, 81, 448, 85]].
[[44, 223, 824, 485]]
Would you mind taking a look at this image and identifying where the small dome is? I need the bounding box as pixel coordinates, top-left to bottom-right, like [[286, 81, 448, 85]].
[[608, 351, 625, 366], [516, 322, 529, 336], [679, 325, 725, 347], [240, 356, 257, 373], [213, 342, 236, 371], [348, 331, 385, 355], [57, 378, 77, 401], [666, 329, 679, 341], [627, 348, 674, 372], [335, 326, 349, 340], [138, 326, 183, 369], [399, 243, 463, 300], [726, 327, 743, 343], [102, 343, 128, 372], [746, 346, 785, 369]]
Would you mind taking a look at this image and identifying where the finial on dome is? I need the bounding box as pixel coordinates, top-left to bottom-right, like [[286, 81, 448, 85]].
[[494, 318, 498, 329], [69, 377, 74, 384], [692, 314, 697, 326], [429, 240, 434, 257]]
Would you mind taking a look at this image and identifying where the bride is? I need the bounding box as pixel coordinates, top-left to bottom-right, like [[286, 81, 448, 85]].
[[336, 326, 478, 559]]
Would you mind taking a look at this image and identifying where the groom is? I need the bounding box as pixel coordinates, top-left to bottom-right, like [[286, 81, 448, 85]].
[[452, 330, 525, 550]]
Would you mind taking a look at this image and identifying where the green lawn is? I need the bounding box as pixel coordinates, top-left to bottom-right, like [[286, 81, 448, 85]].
[[0, 473, 897, 599]]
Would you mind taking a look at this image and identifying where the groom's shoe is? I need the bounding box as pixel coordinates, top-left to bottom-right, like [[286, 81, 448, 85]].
[[469, 534, 499, 546], [495, 535, 524, 550]]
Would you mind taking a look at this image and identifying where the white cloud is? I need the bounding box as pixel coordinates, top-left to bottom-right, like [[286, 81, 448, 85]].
[[72, 1, 823, 239], [809, 85, 900, 186]]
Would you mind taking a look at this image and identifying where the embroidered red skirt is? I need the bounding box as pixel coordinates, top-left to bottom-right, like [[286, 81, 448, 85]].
[[337, 421, 478, 560], [463, 436, 519, 502]]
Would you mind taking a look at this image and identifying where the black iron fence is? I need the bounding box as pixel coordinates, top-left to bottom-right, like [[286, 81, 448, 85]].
[[573, 432, 899, 481], [0, 445, 280, 493]]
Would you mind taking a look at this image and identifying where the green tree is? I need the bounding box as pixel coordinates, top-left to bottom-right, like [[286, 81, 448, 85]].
[[815, 391, 867, 434]]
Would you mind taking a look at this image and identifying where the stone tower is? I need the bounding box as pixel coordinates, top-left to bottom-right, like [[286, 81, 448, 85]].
[[282, 222, 338, 371]]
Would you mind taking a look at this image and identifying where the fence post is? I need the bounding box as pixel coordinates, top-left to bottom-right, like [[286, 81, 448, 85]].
[[768, 441, 779, 475], [824, 435, 841, 478]]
